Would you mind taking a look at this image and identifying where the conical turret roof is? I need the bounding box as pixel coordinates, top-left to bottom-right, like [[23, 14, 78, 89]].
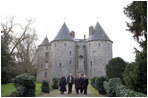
[[87, 22, 111, 41], [39, 36, 49, 46], [53, 23, 75, 41]]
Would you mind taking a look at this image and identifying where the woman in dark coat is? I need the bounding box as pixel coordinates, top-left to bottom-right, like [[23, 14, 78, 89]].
[[59, 75, 67, 94], [75, 74, 81, 94]]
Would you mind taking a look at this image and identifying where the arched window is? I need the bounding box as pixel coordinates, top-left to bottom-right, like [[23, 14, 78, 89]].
[[45, 72, 47, 78], [93, 51, 95, 56], [90, 61, 92, 66], [45, 61, 48, 69], [89, 44, 90, 47], [59, 63, 62, 67], [45, 52, 49, 58], [70, 51, 72, 56], [98, 43, 100, 47]]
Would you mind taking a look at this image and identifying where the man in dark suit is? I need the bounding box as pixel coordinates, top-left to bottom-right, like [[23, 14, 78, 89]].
[[82, 75, 89, 95], [80, 73, 84, 94], [67, 73, 74, 94]]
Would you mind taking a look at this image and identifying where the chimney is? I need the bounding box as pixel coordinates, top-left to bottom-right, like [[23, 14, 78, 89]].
[[71, 31, 75, 38], [84, 35, 86, 40], [89, 26, 94, 36]]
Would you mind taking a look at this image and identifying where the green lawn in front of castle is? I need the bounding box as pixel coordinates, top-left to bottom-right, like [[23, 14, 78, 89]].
[[1, 82, 43, 97]]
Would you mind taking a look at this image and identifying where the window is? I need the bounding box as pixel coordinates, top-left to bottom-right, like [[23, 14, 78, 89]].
[[55, 43, 56, 47], [64, 43, 66, 46], [89, 44, 90, 47], [59, 63, 62, 67], [70, 51, 72, 56], [46, 46, 48, 50], [98, 43, 100, 47], [93, 51, 95, 56], [83, 45, 85, 49], [84, 61, 85, 64], [90, 61, 92, 66], [45, 61, 48, 69], [45, 72, 47, 78], [45, 52, 49, 58], [69, 60, 71, 64]]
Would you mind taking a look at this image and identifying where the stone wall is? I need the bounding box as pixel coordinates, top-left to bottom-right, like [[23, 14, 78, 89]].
[[51, 40, 76, 78], [36, 45, 52, 82], [86, 40, 112, 79]]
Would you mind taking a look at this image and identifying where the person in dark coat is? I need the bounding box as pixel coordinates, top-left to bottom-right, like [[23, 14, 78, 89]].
[[75, 74, 81, 94], [67, 73, 74, 94], [82, 75, 89, 95], [59, 75, 67, 94], [80, 73, 84, 94]]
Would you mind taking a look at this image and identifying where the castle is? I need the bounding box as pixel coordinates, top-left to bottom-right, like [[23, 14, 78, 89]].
[[36, 22, 113, 82]]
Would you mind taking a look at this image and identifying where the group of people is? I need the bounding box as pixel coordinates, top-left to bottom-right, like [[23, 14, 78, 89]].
[[59, 73, 89, 95]]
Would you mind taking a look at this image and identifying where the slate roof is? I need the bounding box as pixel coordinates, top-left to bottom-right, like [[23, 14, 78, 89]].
[[39, 36, 49, 46], [87, 22, 111, 41], [53, 23, 75, 41]]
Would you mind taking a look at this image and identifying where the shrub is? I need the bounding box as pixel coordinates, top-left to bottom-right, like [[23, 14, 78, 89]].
[[12, 73, 36, 97], [91, 77, 98, 89], [123, 63, 136, 90], [41, 80, 50, 93], [123, 62, 147, 94], [115, 84, 146, 97], [106, 57, 127, 81], [105, 78, 122, 97], [12, 85, 25, 97], [115, 84, 128, 97], [95, 76, 108, 94], [52, 78, 59, 89], [103, 81, 109, 94]]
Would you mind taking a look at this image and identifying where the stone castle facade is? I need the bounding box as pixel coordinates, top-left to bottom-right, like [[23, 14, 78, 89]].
[[36, 22, 113, 82]]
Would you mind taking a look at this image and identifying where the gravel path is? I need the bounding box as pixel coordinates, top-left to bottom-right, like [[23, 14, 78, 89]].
[[37, 85, 104, 97]]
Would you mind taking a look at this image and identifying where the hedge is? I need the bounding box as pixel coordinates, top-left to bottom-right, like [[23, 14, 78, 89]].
[[41, 80, 50, 93], [115, 84, 146, 97], [12, 73, 36, 97], [95, 76, 108, 94], [52, 78, 59, 89], [91, 77, 98, 89], [103, 78, 122, 97]]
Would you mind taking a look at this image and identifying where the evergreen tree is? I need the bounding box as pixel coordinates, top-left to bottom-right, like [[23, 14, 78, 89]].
[[123, 1, 147, 94], [1, 42, 12, 84], [106, 57, 127, 81]]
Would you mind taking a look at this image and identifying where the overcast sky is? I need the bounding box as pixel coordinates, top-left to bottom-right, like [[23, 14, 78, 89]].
[[0, 0, 140, 62]]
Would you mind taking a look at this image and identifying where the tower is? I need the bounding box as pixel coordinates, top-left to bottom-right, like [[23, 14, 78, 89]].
[[86, 22, 113, 78], [50, 23, 76, 78], [36, 36, 52, 82]]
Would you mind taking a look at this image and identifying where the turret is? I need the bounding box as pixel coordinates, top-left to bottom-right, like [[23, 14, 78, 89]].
[[51, 23, 76, 78], [86, 22, 113, 78], [37, 36, 51, 82]]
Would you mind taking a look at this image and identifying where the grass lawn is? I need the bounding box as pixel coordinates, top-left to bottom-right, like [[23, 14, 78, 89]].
[[1, 83, 16, 97], [1, 82, 43, 97], [88, 85, 104, 97], [35, 82, 42, 96]]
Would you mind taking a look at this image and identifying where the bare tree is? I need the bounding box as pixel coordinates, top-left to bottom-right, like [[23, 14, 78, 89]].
[[1, 17, 38, 76]]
